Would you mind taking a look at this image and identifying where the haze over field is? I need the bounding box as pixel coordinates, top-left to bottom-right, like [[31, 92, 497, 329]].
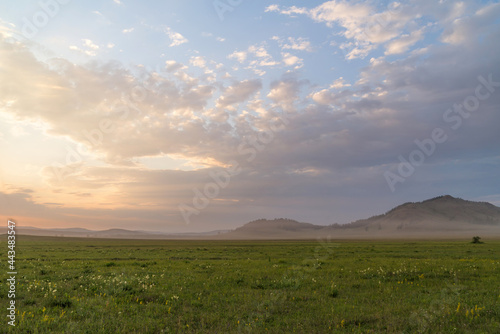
[[1, 1, 499, 233]]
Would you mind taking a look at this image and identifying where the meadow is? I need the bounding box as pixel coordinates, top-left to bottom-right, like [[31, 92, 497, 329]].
[[2, 236, 500, 333]]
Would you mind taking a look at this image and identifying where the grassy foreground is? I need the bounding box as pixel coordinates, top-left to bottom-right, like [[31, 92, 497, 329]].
[[1, 236, 500, 333]]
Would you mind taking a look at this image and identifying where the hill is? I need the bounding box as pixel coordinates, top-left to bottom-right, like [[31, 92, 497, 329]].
[[341, 195, 500, 233], [221, 218, 323, 239], [219, 195, 500, 239]]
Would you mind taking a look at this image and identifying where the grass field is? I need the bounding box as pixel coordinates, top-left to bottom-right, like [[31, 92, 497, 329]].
[[2, 236, 500, 333]]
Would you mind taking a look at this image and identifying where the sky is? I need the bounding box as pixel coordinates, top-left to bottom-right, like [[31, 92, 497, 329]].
[[0, 0, 499, 233]]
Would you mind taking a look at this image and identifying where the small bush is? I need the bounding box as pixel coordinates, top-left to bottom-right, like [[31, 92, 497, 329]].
[[49, 299, 72, 308], [471, 236, 483, 244]]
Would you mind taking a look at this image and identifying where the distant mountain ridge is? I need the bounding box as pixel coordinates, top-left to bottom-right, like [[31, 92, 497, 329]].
[[3, 195, 500, 239], [0, 226, 229, 239], [220, 195, 500, 239]]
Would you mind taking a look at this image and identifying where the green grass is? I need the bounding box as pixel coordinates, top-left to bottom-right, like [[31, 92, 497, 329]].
[[2, 236, 500, 333]]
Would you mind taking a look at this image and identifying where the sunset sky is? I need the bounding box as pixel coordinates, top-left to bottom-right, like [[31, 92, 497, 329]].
[[1, 0, 499, 232]]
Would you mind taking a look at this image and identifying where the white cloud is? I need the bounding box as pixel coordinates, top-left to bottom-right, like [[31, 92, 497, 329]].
[[68, 39, 100, 56], [190, 56, 206, 68], [258, 59, 279, 67], [309, 1, 371, 26], [266, 78, 303, 110], [270, 1, 420, 58], [0, 36, 226, 167], [273, 1, 500, 60], [216, 79, 262, 108], [122, 28, 134, 34], [282, 52, 303, 68], [83, 39, 99, 50], [310, 89, 335, 105], [385, 28, 425, 55], [340, 41, 376, 60], [229, 44, 280, 72], [265, 4, 280, 13], [329, 77, 350, 89], [282, 37, 312, 52], [275, 5, 308, 16], [228, 50, 247, 63], [248, 45, 270, 58], [164, 27, 188, 47], [164, 60, 185, 72]]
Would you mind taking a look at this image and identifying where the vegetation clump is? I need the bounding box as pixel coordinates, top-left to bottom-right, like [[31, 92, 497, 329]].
[[471, 236, 483, 244]]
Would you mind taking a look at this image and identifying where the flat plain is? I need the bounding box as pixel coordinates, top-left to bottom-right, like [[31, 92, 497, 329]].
[[2, 236, 500, 333]]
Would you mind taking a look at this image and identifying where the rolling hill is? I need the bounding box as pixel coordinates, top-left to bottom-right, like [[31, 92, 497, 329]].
[[221, 218, 324, 239], [219, 195, 500, 239]]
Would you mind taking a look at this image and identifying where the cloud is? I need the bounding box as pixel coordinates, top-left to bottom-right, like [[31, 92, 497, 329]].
[[265, 5, 307, 16], [267, 1, 435, 59], [385, 28, 425, 55], [270, 1, 500, 60], [68, 39, 100, 56], [441, 2, 500, 45], [190, 56, 206, 68], [164, 60, 185, 72], [164, 27, 188, 47], [264, 4, 280, 13], [281, 52, 303, 68], [266, 76, 305, 110], [248, 45, 269, 58], [83, 39, 99, 50], [201, 32, 225, 42], [228, 50, 247, 63], [122, 28, 134, 34], [0, 35, 221, 166], [330, 77, 351, 89], [339, 41, 376, 60], [281, 37, 313, 52], [216, 79, 262, 108], [228, 43, 299, 75]]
